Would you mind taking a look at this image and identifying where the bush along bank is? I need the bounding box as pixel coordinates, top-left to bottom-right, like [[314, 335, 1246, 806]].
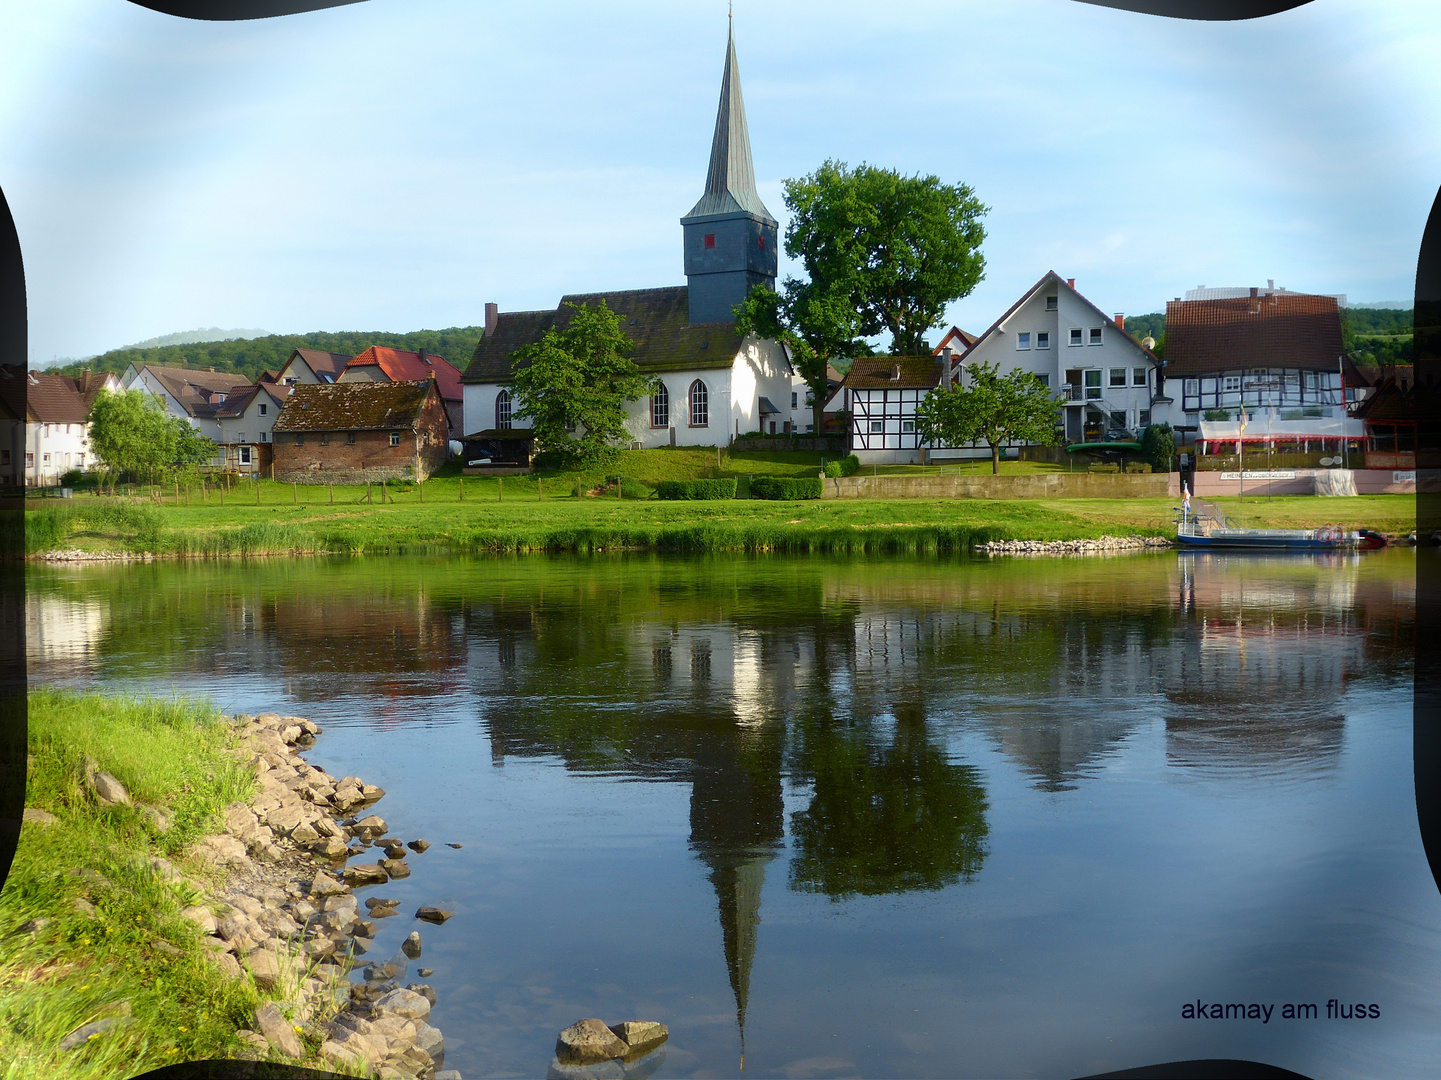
[[7, 692, 458, 1080]]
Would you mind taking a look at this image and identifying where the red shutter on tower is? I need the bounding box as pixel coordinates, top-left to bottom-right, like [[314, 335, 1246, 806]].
[[704, 234, 716, 249]]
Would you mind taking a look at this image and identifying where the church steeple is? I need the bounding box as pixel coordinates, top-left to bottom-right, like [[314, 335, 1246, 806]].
[[681, 17, 778, 325]]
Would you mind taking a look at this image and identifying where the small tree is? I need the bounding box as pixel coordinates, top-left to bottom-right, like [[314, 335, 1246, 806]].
[[1140, 422, 1175, 473], [510, 301, 656, 466], [87, 389, 184, 488], [914, 362, 1061, 474]]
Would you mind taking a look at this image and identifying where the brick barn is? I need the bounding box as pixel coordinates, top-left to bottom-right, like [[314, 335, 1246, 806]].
[[271, 381, 450, 483]]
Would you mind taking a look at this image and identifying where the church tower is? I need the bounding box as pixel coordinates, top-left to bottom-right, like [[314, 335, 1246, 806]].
[[681, 19, 779, 325]]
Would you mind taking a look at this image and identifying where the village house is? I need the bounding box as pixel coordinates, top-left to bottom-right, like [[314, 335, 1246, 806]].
[[120, 362, 255, 437], [276, 348, 351, 387], [23, 370, 121, 485], [212, 380, 289, 479], [337, 346, 464, 440], [461, 23, 802, 451], [952, 271, 1162, 447], [834, 356, 946, 464], [1162, 286, 1368, 454], [270, 380, 449, 483]]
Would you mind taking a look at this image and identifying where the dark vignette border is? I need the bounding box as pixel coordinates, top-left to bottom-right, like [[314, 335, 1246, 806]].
[[0, 0, 1426, 1078]]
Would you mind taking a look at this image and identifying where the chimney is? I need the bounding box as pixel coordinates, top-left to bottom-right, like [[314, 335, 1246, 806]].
[[1250, 287, 1258, 298], [484, 302, 499, 338], [1113, 313, 1124, 329], [891, 363, 902, 381], [941, 345, 954, 363], [1066, 278, 1075, 289], [418, 348, 430, 365], [1267, 279, 1274, 292]]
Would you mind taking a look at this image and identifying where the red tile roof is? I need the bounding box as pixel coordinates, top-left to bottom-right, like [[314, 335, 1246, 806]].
[[346, 346, 463, 403], [1163, 292, 1345, 377]]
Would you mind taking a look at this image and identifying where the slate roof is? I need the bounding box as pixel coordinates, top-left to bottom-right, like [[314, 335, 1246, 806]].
[[682, 23, 775, 223], [842, 356, 945, 390], [463, 286, 746, 384], [272, 381, 438, 432], [288, 349, 351, 383], [346, 346, 463, 403], [1162, 292, 1345, 376]]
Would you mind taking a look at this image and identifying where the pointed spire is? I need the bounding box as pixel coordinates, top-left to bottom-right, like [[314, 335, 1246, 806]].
[[685, 17, 774, 222]]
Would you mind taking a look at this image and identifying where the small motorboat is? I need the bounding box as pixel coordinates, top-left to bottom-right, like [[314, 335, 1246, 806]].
[[1176, 502, 1373, 551], [1356, 529, 1389, 550]]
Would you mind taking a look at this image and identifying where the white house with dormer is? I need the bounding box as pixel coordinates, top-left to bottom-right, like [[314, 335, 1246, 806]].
[[953, 271, 1164, 446]]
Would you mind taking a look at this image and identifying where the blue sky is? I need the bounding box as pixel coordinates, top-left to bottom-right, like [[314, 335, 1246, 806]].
[[1, 0, 1438, 365]]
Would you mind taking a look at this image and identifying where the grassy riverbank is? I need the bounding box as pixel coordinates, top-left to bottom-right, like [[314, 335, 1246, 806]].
[[0, 691, 347, 1079], [25, 484, 1417, 558]]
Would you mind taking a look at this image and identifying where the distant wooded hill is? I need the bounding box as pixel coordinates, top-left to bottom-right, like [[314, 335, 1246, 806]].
[[1117, 308, 1415, 367], [49, 327, 487, 384]]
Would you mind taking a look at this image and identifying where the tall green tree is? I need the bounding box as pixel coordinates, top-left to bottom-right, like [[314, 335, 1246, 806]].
[[914, 361, 1061, 474], [510, 301, 656, 466], [87, 389, 212, 486], [736, 160, 987, 432]]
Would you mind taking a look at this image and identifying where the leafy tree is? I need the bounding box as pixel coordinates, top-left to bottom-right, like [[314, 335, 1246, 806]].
[[1140, 422, 1175, 473], [509, 301, 655, 466], [737, 160, 987, 431], [914, 361, 1061, 474], [87, 389, 211, 486]]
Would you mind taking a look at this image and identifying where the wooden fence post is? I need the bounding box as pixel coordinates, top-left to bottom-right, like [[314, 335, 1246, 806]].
[[498, 477, 503, 503], [459, 477, 463, 502], [367, 482, 372, 504], [419, 480, 423, 503], [382, 480, 387, 504], [537, 477, 542, 501], [329, 484, 334, 505], [292, 481, 297, 505]]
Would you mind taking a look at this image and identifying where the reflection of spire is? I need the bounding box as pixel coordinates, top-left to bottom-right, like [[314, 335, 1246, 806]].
[[688, 722, 784, 1058]]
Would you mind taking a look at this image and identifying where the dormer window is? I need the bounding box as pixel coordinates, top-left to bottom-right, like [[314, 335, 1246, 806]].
[[890, 364, 902, 381], [704, 234, 716, 249]]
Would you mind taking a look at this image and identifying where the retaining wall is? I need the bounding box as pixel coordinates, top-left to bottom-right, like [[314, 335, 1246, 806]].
[[821, 472, 1175, 500]]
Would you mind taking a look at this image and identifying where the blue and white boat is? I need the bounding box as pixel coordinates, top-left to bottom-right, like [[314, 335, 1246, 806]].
[[1175, 501, 1354, 551]]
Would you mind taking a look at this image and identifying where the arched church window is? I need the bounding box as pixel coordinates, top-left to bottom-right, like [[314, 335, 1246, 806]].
[[690, 380, 708, 427], [651, 384, 669, 428], [496, 389, 512, 430]]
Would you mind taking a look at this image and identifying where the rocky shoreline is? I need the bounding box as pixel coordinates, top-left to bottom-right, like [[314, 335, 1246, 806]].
[[186, 711, 459, 1080], [33, 549, 159, 563], [974, 535, 1175, 555]]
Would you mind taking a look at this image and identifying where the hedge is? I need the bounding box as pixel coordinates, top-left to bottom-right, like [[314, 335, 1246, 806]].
[[654, 478, 737, 500], [824, 454, 861, 478], [749, 476, 823, 500]]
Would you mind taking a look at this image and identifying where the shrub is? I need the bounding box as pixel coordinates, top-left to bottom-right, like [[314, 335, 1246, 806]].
[[619, 478, 651, 500], [749, 476, 823, 500], [1124, 462, 1152, 474], [1087, 463, 1120, 474], [654, 478, 737, 500], [1140, 422, 1175, 473], [822, 455, 861, 479]]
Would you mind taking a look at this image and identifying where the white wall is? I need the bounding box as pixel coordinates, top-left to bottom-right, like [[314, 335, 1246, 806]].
[[25, 421, 94, 485]]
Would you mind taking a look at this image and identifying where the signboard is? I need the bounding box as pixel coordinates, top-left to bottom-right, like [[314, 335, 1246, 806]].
[[1219, 470, 1298, 481], [1394, 471, 1416, 484]]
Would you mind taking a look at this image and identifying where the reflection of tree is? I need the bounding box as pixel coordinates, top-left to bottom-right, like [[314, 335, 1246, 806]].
[[788, 701, 988, 899]]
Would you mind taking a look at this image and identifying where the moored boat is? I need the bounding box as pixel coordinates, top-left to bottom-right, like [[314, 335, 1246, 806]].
[[1175, 501, 1373, 551]]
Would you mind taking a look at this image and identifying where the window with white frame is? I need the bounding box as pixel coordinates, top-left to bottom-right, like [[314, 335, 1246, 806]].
[[1046, 295, 1058, 311], [259, 403, 267, 415], [390, 433, 401, 447], [791, 391, 798, 409], [651, 384, 669, 428], [1223, 375, 1241, 394], [260, 431, 267, 442], [1069, 328, 1083, 346], [1089, 327, 1103, 346], [689, 380, 708, 427], [1304, 371, 1317, 390], [1084, 370, 1102, 399], [1139, 409, 1151, 425], [1016, 332, 1031, 350], [901, 418, 915, 434], [1109, 368, 1127, 388], [496, 389, 512, 430], [869, 419, 884, 434], [1132, 367, 1147, 387], [239, 446, 252, 465], [1184, 379, 1199, 397], [1036, 332, 1050, 349], [1034, 373, 1050, 388]]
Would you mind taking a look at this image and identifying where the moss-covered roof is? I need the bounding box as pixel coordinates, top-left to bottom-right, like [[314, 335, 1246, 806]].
[[462, 286, 744, 384], [272, 381, 436, 432]]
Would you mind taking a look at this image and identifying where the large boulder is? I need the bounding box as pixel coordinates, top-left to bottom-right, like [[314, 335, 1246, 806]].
[[23, 808, 56, 827], [343, 864, 390, 887], [86, 769, 131, 808], [373, 987, 431, 1022], [400, 931, 422, 959], [308, 871, 348, 898], [414, 907, 454, 924], [556, 1018, 628, 1065]]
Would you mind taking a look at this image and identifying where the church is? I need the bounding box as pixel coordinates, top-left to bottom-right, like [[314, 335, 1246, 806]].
[[460, 23, 807, 454]]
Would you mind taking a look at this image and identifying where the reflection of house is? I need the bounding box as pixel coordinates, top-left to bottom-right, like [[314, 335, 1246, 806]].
[[460, 24, 796, 451], [23, 370, 120, 485], [271, 381, 449, 483], [955, 271, 1161, 445], [1162, 287, 1367, 448]]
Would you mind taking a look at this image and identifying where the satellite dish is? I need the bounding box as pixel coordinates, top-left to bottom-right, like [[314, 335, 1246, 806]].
[[1142, 335, 1156, 351]]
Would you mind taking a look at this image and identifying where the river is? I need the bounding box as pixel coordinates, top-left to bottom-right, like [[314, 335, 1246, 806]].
[[23, 549, 1438, 1079]]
